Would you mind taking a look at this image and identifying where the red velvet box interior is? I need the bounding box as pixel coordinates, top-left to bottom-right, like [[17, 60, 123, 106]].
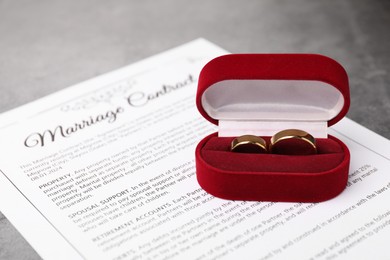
[[195, 54, 350, 202]]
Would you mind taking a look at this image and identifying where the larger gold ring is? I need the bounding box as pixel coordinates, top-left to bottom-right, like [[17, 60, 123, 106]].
[[270, 129, 317, 155], [231, 135, 268, 153]]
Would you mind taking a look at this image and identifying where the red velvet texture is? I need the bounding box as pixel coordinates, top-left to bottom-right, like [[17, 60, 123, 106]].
[[195, 54, 350, 202], [196, 54, 350, 126], [196, 133, 350, 202]]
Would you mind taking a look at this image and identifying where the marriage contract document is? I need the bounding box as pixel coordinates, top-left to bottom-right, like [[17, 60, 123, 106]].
[[0, 39, 389, 260]]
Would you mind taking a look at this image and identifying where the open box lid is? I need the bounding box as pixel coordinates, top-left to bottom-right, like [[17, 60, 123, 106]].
[[196, 54, 350, 138]]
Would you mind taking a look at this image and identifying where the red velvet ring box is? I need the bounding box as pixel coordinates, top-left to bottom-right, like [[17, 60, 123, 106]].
[[195, 54, 350, 202]]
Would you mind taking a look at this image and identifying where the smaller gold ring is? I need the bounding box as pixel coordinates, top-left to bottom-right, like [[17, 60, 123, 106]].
[[231, 135, 268, 153], [270, 129, 317, 155]]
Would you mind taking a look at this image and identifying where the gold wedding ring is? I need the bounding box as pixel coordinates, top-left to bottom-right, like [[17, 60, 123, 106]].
[[231, 135, 267, 153], [270, 129, 317, 155]]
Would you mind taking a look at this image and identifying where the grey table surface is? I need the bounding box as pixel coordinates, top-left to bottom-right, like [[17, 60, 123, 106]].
[[0, 0, 389, 259]]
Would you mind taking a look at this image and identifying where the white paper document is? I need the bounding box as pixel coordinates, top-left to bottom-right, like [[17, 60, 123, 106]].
[[0, 39, 390, 260]]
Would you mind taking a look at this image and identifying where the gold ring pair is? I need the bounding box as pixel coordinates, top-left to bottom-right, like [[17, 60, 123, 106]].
[[230, 129, 317, 155]]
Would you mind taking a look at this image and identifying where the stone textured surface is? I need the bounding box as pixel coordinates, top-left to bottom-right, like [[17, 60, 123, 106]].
[[0, 0, 389, 259]]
